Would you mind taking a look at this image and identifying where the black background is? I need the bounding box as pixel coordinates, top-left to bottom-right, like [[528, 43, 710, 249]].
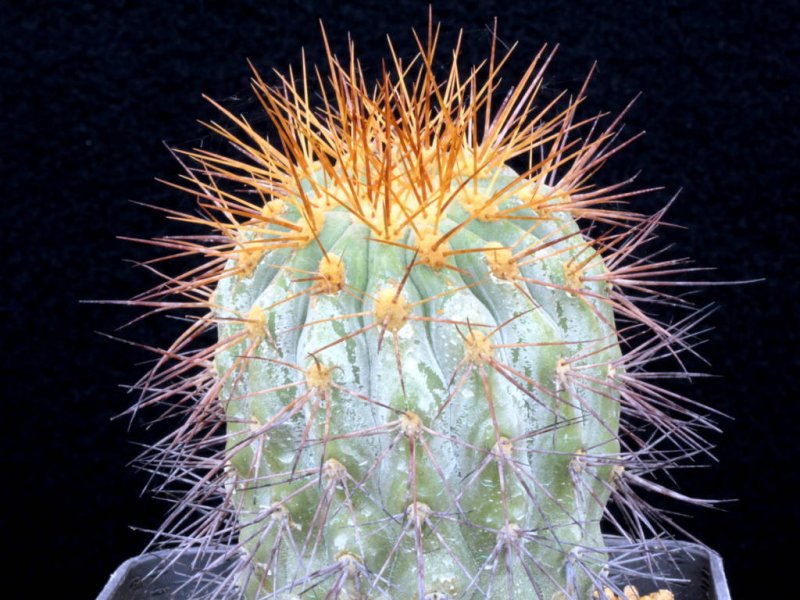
[[3, 1, 797, 597]]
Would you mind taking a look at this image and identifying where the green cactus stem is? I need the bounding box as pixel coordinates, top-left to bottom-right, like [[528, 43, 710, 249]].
[[127, 18, 717, 600]]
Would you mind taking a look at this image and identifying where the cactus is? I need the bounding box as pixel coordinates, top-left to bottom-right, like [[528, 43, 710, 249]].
[[128, 19, 718, 600]]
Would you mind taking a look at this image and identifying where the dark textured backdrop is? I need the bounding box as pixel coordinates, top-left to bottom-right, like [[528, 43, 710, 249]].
[[3, 1, 797, 597]]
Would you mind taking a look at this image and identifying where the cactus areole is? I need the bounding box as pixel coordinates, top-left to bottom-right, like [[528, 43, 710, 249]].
[[130, 18, 717, 600]]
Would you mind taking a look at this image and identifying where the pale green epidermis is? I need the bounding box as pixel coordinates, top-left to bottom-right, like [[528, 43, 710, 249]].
[[214, 167, 621, 599]]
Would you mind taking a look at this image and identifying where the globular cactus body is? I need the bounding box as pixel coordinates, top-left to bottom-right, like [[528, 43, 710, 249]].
[[131, 19, 711, 600], [215, 163, 620, 599]]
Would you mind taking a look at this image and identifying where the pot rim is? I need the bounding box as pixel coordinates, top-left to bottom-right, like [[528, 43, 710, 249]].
[[98, 536, 731, 600]]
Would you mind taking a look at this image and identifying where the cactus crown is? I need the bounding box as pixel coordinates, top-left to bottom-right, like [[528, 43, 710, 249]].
[[127, 17, 717, 600]]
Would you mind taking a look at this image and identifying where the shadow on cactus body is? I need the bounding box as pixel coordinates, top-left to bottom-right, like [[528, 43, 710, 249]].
[[124, 17, 723, 600]]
